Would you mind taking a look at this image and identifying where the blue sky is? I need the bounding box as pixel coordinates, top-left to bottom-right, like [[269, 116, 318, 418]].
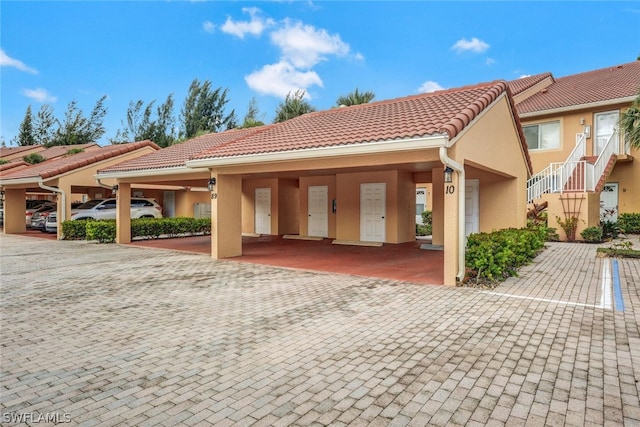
[[1, 1, 639, 146]]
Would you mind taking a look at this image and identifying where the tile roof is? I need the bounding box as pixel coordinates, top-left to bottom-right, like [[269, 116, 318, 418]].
[[507, 72, 553, 96], [516, 61, 640, 114], [37, 143, 101, 160], [98, 127, 273, 173], [0, 145, 44, 158], [0, 140, 159, 182], [0, 160, 29, 172], [193, 81, 511, 160]]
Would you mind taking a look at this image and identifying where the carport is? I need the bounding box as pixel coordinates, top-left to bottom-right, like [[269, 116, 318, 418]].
[[98, 80, 532, 286]]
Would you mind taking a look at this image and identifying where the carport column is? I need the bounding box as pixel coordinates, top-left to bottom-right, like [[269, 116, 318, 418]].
[[443, 174, 460, 286], [2, 188, 27, 234], [116, 183, 131, 244], [56, 182, 71, 240], [210, 172, 242, 259]]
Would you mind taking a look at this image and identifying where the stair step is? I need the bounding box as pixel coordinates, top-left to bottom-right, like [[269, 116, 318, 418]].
[[581, 156, 598, 164]]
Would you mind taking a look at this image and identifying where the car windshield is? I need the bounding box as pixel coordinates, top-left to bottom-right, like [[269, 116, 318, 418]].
[[75, 200, 104, 209]]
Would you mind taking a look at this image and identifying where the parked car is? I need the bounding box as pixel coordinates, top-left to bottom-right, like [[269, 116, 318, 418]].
[[44, 212, 57, 233], [70, 198, 162, 220], [26, 200, 55, 227], [30, 204, 57, 231]]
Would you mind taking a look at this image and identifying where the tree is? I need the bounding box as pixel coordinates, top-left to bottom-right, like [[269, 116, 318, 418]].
[[239, 97, 265, 129], [17, 105, 37, 146], [620, 91, 640, 150], [35, 105, 56, 146], [335, 88, 375, 107], [111, 95, 176, 147], [181, 79, 237, 138], [274, 90, 316, 123], [52, 95, 108, 145]]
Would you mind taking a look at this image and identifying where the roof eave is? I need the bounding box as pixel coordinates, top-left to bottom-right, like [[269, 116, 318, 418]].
[[0, 176, 42, 186], [185, 135, 449, 169], [95, 165, 194, 180], [519, 95, 637, 118]]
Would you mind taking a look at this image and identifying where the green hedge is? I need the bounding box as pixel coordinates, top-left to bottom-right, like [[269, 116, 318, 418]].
[[61, 217, 212, 243], [465, 226, 546, 283], [618, 213, 640, 234]]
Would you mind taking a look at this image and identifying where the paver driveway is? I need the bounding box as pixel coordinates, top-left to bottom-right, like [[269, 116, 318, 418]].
[[1, 234, 639, 426]]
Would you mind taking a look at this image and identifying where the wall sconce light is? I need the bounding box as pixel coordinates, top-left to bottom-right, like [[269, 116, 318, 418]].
[[0, 190, 5, 200], [444, 167, 454, 183], [207, 178, 216, 192], [112, 185, 119, 195]]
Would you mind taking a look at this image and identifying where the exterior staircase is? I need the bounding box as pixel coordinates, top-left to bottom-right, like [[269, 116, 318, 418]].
[[527, 131, 624, 203]]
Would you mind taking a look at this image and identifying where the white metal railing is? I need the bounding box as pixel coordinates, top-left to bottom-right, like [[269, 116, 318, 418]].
[[592, 131, 618, 190]]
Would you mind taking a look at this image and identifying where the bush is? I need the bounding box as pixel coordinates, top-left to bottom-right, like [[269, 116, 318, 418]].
[[600, 220, 620, 240], [580, 226, 603, 243], [416, 210, 433, 236], [618, 213, 640, 234], [465, 226, 546, 283], [86, 220, 116, 243], [61, 220, 89, 240]]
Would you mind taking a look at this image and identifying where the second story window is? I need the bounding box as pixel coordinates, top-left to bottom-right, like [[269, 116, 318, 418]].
[[523, 121, 560, 150]]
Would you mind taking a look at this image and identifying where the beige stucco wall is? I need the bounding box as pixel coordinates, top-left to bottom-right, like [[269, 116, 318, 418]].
[[608, 150, 640, 214], [299, 176, 337, 237], [543, 192, 600, 241], [278, 178, 300, 235], [175, 190, 210, 217], [242, 178, 277, 234]]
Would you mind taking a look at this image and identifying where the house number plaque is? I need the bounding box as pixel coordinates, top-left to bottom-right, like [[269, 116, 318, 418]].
[[211, 193, 218, 199], [445, 185, 455, 194]]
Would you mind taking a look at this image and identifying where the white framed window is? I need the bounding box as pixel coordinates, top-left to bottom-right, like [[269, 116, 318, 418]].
[[523, 121, 560, 150]]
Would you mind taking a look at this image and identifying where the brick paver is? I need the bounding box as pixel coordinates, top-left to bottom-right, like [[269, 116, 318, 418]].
[[1, 234, 638, 425]]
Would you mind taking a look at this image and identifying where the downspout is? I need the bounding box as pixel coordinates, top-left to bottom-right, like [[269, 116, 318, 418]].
[[95, 177, 114, 192], [38, 179, 65, 240], [439, 146, 466, 283]]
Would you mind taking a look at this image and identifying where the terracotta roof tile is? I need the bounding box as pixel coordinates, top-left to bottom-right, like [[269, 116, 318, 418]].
[[516, 61, 640, 114], [99, 127, 273, 173], [508, 72, 553, 95], [0, 140, 159, 181], [193, 81, 511, 160], [0, 160, 30, 172]]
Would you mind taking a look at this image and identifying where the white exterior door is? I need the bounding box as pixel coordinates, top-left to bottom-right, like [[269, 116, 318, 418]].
[[594, 111, 619, 156], [465, 180, 479, 237], [416, 187, 427, 224], [255, 188, 271, 235], [360, 183, 386, 242], [163, 191, 175, 218], [600, 183, 618, 222], [308, 185, 328, 238]]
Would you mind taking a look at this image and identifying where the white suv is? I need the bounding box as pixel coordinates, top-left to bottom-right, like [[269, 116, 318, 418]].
[[70, 198, 163, 220]]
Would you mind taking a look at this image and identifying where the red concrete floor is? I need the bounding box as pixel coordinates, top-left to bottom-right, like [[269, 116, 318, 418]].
[[128, 235, 444, 285]]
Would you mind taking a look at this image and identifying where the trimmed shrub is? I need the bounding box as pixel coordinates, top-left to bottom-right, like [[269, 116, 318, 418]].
[[465, 226, 546, 283], [618, 213, 640, 234], [580, 226, 603, 243], [61, 220, 89, 240], [86, 220, 116, 243]]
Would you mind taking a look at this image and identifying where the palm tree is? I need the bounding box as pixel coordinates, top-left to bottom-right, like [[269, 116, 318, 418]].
[[336, 88, 375, 107], [274, 90, 316, 123], [620, 91, 640, 150]]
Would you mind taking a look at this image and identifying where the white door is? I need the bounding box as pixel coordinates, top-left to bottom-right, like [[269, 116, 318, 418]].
[[360, 183, 386, 242], [416, 187, 427, 224], [600, 183, 618, 222], [255, 188, 271, 234], [465, 180, 479, 237], [594, 111, 619, 156], [308, 185, 328, 237], [163, 191, 175, 218]]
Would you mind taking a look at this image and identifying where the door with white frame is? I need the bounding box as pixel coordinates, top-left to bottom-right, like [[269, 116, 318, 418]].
[[308, 185, 328, 238], [360, 183, 386, 242], [594, 111, 619, 156], [465, 180, 479, 237], [600, 183, 618, 222], [255, 188, 271, 235], [163, 191, 176, 218]]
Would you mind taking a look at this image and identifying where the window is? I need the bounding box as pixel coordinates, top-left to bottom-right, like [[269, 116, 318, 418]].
[[523, 121, 560, 150]]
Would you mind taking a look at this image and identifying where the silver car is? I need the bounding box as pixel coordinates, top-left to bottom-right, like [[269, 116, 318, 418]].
[[44, 212, 57, 233], [30, 204, 57, 231], [70, 198, 162, 220]]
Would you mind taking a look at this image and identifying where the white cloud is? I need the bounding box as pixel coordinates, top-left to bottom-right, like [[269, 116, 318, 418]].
[[245, 61, 323, 98], [418, 81, 445, 93], [220, 7, 274, 39], [519, 74, 532, 79], [271, 19, 350, 69], [203, 21, 215, 33], [23, 88, 57, 103], [0, 49, 38, 74], [451, 37, 490, 54], [485, 57, 495, 65]]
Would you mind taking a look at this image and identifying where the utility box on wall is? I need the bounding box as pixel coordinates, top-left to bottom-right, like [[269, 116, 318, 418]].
[[193, 202, 211, 219]]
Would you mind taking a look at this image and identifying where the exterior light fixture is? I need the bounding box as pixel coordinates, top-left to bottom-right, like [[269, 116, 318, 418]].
[[112, 185, 119, 195], [0, 190, 5, 200], [207, 178, 216, 192], [444, 167, 454, 183]]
